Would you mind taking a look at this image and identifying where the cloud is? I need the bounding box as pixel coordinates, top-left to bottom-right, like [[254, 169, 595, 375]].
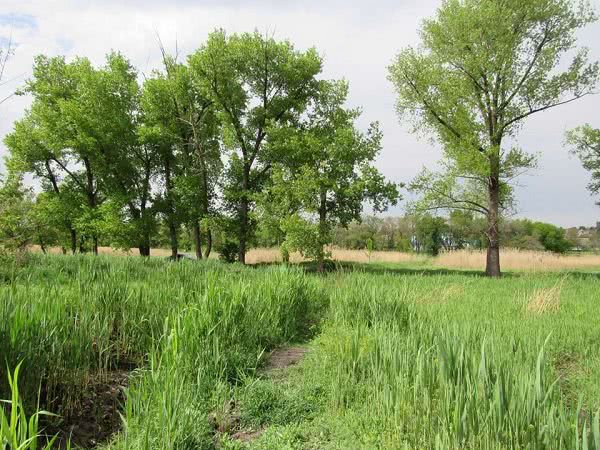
[[0, 0, 599, 226], [0, 13, 37, 30]]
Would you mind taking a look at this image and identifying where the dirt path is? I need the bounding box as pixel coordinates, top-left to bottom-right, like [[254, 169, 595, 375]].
[[212, 345, 310, 447], [259, 345, 309, 374]]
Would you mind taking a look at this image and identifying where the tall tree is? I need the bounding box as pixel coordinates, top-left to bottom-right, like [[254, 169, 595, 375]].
[[0, 173, 34, 251], [139, 73, 182, 259], [19, 55, 105, 253], [190, 30, 322, 264], [263, 80, 399, 272], [79, 52, 158, 256], [5, 112, 80, 253], [566, 125, 600, 205], [388, 0, 599, 277], [163, 58, 221, 260]]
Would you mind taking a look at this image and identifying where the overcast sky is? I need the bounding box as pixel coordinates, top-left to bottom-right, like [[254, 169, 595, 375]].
[[1, 0, 599, 227]]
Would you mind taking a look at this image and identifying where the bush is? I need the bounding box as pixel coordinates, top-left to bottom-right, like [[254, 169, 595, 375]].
[[218, 240, 239, 263]]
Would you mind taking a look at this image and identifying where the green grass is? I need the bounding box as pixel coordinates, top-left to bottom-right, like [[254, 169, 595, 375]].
[[1, 254, 600, 449]]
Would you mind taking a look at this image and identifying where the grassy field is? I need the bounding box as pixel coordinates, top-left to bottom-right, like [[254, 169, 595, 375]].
[[1, 253, 600, 449], [32, 246, 600, 272]]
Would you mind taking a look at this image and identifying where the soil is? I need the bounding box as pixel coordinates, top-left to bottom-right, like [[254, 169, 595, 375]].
[[43, 370, 130, 449], [259, 345, 309, 374], [212, 345, 309, 446]]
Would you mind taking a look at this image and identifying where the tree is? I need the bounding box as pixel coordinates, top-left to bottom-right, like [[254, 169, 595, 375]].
[[6, 53, 156, 255], [414, 214, 448, 256], [388, 0, 599, 277], [165, 59, 221, 260], [190, 30, 322, 264], [5, 112, 80, 253], [531, 222, 573, 253], [566, 125, 600, 205], [140, 73, 182, 258], [16, 56, 105, 254], [263, 80, 399, 272], [78, 52, 158, 257], [0, 173, 34, 251]]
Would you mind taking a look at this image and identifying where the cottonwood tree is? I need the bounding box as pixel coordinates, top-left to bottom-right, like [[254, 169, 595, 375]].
[[388, 0, 599, 277], [264, 80, 399, 272], [190, 30, 322, 264], [0, 173, 34, 251], [566, 125, 600, 205], [161, 57, 221, 260], [7, 53, 155, 255], [5, 112, 80, 253], [16, 56, 105, 253], [82, 53, 159, 256]]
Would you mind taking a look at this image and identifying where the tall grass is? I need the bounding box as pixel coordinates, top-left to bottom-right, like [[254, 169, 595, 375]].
[[0, 363, 59, 450], [246, 273, 600, 449], [2, 254, 600, 448], [0, 255, 325, 448]]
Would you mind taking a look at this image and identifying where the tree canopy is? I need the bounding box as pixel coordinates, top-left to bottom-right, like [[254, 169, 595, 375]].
[[389, 0, 598, 276]]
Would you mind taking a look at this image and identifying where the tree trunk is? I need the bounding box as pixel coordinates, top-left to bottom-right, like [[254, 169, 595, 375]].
[[39, 238, 47, 254], [238, 166, 250, 264], [138, 229, 151, 257], [164, 156, 178, 259], [70, 229, 77, 255], [317, 188, 327, 273], [92, 236, 99, 256], [204, 228, 212, 259], [83, 157, 99, 256], [193, 221, 203, 260], [485, 173, 501, 278]]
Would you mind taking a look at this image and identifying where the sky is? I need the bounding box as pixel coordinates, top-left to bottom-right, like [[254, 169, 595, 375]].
[[0, 0, 599, 227]]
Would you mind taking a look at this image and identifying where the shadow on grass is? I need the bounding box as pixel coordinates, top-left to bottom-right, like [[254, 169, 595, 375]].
[[252, 260, 492, 278], [251, 260, 600, 280]]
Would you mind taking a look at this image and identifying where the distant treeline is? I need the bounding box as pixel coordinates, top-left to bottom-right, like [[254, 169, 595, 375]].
[[324, 214, 598, 256]]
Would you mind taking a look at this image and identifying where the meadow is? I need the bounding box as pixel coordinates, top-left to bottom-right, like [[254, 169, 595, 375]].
[[1, 252, 600, 449]]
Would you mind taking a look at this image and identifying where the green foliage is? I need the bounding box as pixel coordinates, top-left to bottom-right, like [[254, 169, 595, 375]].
[[531, 222, 573, 253], [1, 363, 59, 450], [261, 80, 399, 267], [389, 0, 599, 275], [505, 219, 573, 253], [218, 239, 240, 263], [189, 30, 323, 261], [414, 214, 448, 256], [0, 174, 34, 251], [567, 124, 600, 204]]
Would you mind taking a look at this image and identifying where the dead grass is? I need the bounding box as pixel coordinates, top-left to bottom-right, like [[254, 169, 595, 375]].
[[30, 246, 600, 271], [525, 278, 565, 315], [434, 249, 600, 272], [416, 284, 465, 304], [244, 247, 425, 265]]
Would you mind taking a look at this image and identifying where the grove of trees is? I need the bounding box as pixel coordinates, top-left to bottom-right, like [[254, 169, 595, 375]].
[[1, 0, 599, 277], [0, 31, 398, 271]]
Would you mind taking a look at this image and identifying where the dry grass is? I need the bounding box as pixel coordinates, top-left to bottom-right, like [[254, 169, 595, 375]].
[[525, 278, 565, 315], [244, 247, 426, 265], [30, 246, 600, 271], [416, 284, 465, 304], [434, 249, 600, 272]]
